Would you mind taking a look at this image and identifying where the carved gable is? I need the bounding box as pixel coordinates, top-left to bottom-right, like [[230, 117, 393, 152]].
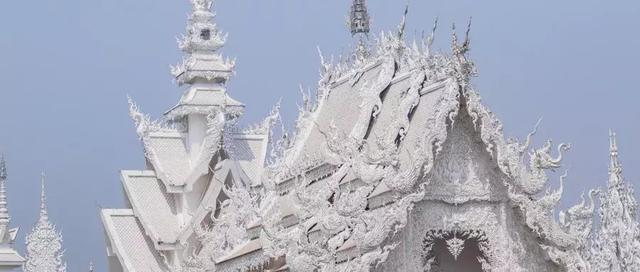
[[378, 107, 561, 272], [424, 108, 507, 204]]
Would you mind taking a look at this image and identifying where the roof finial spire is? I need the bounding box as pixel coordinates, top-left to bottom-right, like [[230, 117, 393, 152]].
[[172, 0, 233, 86], [0, 155, 6, 181], [0, 156, 10, 226], [451, 17, 472, 57], [609, 130, 622, 177], [397, 4, 409, 39], [350, 0, 370, 36], [425, 17, 438, 52], [39, 172, 48, 222]]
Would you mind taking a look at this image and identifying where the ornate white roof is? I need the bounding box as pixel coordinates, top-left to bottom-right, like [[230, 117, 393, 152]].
[[99, 1, 640, 271], [229, 13, 594, 272], [120, 170, 181, 249], [128, 97, 225, 193], [100, 1, 280, 270], [165, 87, 245, 120], [101, 209, 168, 272]]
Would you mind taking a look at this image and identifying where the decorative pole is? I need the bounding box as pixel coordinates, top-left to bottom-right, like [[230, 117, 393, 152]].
[[0, 157, 10, 229], [349, 0, 371, 62]]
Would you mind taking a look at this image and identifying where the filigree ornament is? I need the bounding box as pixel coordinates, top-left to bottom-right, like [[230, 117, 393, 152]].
[[589, 131, 640, 271], [24, 175, 66, 272], [102, 1, 640, 271], [446, 236, 465, 260]]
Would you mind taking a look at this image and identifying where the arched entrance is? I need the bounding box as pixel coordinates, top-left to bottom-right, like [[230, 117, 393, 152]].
[[423, 230, 489, 272]]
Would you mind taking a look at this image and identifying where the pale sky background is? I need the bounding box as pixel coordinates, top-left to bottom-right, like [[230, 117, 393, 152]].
[[1, 0, 639, 270]]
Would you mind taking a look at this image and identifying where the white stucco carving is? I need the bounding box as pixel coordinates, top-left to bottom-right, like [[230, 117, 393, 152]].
[[99, 1, 640, 271]]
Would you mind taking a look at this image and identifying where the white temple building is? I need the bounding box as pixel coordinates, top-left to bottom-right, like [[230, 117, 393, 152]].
[[0, 158, 25, 271], [99, 1, 640, 272]]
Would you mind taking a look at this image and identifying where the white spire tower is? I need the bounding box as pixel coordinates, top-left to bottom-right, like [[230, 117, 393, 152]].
[[590, 131, 640, 271], [171, 0, 235, 87], [168, 0, 244, 161], [0, 157, 25, 271], [24, 173, 67, 272]]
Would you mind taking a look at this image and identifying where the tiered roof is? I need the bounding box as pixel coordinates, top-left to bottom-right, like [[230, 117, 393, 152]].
[[101, 0, 275, 271], [101, 1, 608, 271]]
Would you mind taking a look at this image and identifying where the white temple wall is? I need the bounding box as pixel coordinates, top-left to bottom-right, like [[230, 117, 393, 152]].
[[185, 174, 210, 214], [188, 114, 207, 162]]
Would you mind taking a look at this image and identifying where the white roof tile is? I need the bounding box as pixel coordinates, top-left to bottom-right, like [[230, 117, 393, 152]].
[[101, 209, 168, 272], [121, 171, 181, 247], [146, 134, 191, 187], [228, 134, 268, 186]]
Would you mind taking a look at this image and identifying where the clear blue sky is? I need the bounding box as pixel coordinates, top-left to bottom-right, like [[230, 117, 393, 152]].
[[1, 0, 639, 270]]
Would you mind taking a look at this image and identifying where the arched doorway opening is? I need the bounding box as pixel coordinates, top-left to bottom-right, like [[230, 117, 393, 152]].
[[423, 230, 489, 272]]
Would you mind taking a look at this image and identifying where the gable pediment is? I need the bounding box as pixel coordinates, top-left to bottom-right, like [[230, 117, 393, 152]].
[[423, 109, 508, 204]]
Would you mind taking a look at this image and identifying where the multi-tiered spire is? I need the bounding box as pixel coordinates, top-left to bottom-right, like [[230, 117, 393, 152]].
[[171, 0, 235, 86], [24, 173, 67, 272], [167, 0, 243, 120], [590, 131, 640, 271]]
